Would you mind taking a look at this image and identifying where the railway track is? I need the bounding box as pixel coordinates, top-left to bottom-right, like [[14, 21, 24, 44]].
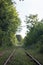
[[25, 51, 41, 65], [3, 48, 42, 65], [4, 49, 15, 65]]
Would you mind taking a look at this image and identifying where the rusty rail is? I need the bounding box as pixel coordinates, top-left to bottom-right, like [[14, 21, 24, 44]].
[[25, 51, 41, 65], [4, 49, 15, 65]]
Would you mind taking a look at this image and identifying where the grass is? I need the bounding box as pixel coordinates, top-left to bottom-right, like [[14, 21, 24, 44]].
[[0, 46, 15, 65], [26, 49, 43, 65], [0, 46, 42, 65], [7, 48, 36, 65]]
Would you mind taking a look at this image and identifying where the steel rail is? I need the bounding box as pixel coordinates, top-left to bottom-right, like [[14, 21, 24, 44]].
[[25, 51, 41, 65], [4, 49, 15, 65]]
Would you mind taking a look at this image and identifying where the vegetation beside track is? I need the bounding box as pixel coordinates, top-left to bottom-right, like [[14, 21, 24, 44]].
[[26, 49, 43, 65], [0, 46, 15, 65]]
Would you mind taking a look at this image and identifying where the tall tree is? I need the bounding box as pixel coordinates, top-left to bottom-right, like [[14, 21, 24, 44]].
[[0, 0, 21, 46], [25, 14, 38, 30], [24, 14, 43, 48]]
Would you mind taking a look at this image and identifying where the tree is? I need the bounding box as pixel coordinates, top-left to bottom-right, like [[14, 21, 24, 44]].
[[0, 0, 21, 46], [24, 14, 43, 49], [25, 14, 38, 30]]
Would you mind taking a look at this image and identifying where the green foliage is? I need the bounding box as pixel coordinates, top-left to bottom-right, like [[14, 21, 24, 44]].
[[24, 14, 43, 53], [0, 29, 3, 46], [0, 0, 21, 46], [25, 14, 38, 30], [11, 34, 19, 45]]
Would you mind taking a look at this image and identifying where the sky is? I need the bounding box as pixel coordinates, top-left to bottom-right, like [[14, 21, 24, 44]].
[[12, 0, 43, 38]]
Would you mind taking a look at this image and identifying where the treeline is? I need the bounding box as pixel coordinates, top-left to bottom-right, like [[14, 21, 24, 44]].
[[0, 0, 21, 46], [24, 14, 43, 53]]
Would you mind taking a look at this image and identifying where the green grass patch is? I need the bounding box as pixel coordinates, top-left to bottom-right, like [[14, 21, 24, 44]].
[[0, 46, 15, 65], [26, 49, 43, 65]]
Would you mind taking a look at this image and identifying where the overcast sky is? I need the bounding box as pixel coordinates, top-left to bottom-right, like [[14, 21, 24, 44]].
[[13, 0, 43, 38]]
